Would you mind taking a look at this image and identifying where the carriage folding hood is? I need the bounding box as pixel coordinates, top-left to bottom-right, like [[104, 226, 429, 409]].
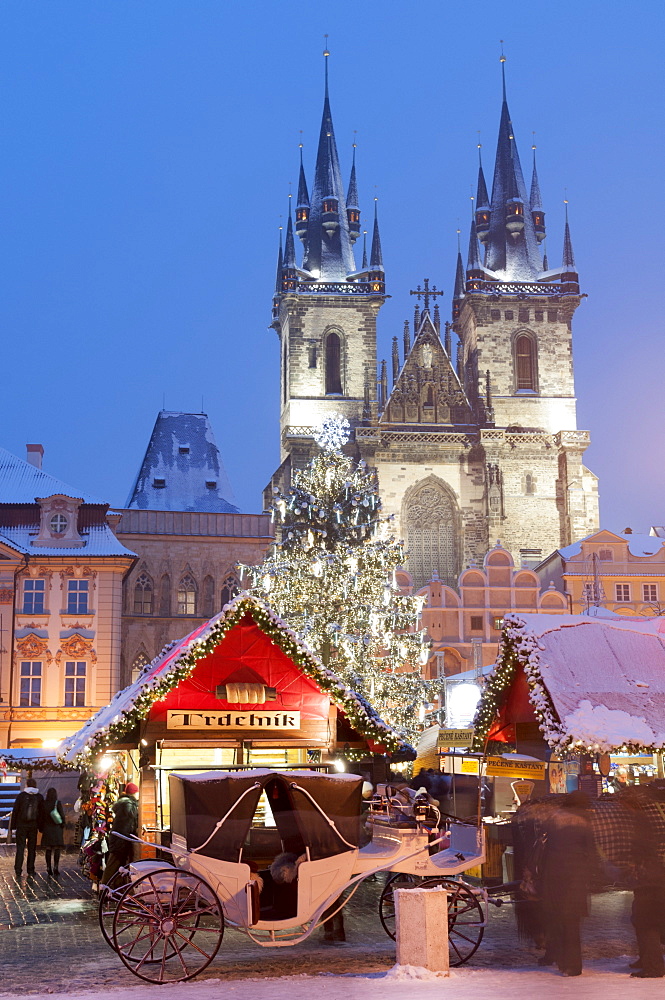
[[168, 768, 363, 862]]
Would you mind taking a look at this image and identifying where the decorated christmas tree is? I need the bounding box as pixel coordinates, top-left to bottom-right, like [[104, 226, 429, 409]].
[[241, 414, 433, 743]]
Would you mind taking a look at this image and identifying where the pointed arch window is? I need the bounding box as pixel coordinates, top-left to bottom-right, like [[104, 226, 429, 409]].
[[406, 481, 460, 589], [202, 575, 215, 618], [325, 332, 343, 395], [159, 574, 171, 617], [177, 574, 197, 615], [221, 574, 240, 609], [515, 334, 536, 390], [133, 572, 153, 615]]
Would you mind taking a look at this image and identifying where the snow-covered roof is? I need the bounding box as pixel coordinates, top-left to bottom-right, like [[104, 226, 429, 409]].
[[0, 523, 135, 558], [486, 612, 665, 752], [126, 412, 239, 514], [0, 447, 105, 505], [59, 592, 408, 763], [558, 531, 665, 560]]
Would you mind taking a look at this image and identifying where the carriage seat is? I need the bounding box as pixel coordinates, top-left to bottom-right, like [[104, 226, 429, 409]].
[[429, 823, 483, 869], [257, 851, 302, 920]]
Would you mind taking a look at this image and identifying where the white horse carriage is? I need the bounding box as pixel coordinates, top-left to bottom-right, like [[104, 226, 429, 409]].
[[100, 768, 486, 983]]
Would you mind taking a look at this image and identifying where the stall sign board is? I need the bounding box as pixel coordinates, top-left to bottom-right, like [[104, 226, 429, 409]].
[[437, 728, 475, 748], [167, 710, 301, 731], [485, 757, 546, 780]]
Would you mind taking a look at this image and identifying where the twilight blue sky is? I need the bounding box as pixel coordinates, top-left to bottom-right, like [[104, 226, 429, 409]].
[[1, 1, 663, 533]]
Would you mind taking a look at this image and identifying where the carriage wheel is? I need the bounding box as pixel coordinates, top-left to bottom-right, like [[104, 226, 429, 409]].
[[378, 872, 420, 939], [99, 861, 176, 958], [99, 867, 132, 951], [378, 874, 484, 966], [112, 867, 224, 983]]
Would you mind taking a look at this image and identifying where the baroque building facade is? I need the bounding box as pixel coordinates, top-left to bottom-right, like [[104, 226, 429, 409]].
[[117, 412, 272, 684], [266, 54, 599, 590], [0, 445, 135, 748]]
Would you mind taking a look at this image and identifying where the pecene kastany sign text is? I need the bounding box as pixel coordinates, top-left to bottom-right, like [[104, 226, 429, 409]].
[[167, 710, 301, 731]]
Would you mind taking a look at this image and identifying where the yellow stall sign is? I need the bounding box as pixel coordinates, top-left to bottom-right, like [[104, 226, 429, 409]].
[[485, 757, 547, 780], [460, 758, 480, 775], [437, 728, 475, 748]]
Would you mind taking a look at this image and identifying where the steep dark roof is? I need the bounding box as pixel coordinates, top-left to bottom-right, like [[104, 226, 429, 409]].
[[126, 411, 239, 513], [301, 60, 357, 281]]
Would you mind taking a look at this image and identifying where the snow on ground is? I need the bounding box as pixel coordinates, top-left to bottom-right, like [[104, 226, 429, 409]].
[[5, 960, 665, 1000]]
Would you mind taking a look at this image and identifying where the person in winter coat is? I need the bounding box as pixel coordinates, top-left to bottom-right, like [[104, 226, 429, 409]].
[[539, 791, 594, 977], [41, 787, 65, 876], [11, 778, 45, 877], [101, 782, 139, 887]]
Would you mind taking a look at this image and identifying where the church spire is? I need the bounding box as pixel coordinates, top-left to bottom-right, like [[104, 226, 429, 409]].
[[301, 47, 357, 281], [283, 198, 296, 269], [529, 142, 546, 243], [484, 50, 543, 280], [467, 213, 482, 273], [346, 142, 361, 244], [369, 199, 384, 270], [361, 229, 368, 270], [475, 143, 491, 244], [295, 143, 310, 243], [452, 229, 465, 320], [562, 201, 576, 271], [274, 226, 283, 294]]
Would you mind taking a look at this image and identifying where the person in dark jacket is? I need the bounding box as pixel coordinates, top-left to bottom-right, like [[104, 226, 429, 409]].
[[41, 787, 65, 876], [101, 782, 139, 888], [539, 791, 594, 977], [11, 778, 45, 877]]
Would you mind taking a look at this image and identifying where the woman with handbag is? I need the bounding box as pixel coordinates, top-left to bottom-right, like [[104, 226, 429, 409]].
[[42, 787, 65, 876]]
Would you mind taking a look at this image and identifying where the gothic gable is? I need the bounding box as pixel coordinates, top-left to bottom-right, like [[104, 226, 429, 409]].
[[381, 313, 474, 427]]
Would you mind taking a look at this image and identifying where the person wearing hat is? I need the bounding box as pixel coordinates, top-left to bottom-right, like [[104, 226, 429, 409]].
[[101, 782, 139, 888]]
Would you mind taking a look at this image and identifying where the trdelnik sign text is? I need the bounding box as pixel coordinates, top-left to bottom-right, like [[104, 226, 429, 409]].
[[166, 710, 301, 731]]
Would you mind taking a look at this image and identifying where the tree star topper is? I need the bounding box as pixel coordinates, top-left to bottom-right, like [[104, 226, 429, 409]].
[[314, 412, 350, 452]]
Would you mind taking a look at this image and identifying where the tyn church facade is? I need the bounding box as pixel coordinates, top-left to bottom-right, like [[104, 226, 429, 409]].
[[267, 54, 599, 590]]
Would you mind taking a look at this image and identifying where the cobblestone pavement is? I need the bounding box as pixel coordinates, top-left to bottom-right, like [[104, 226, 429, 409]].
[[0, 846, 639, 993]]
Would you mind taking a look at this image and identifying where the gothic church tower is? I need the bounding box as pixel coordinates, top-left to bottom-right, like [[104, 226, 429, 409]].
[[269, 50, 386, 492], [267, 54, 599, 589]]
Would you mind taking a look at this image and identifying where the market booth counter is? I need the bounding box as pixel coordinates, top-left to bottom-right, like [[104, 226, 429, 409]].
[[58, 594, 409, 861]]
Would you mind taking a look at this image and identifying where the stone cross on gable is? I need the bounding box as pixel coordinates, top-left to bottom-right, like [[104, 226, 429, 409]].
[[409, 278, 444, 314]]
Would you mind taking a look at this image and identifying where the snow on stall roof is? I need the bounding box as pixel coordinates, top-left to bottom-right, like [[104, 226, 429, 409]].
[[172, 768, 361, 783], [507, 612, 665, 750], [59, 593, 407, 762]]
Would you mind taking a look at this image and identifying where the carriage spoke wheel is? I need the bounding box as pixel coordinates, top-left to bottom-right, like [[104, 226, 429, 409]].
[[379, 874, 484, 966], [112, 867, 224, 983], [99, 867, 132, 951]]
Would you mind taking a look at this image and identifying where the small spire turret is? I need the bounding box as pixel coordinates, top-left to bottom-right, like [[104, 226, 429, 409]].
[[403, 319, 411, 357], [346, 142, 361, 244], [434, 302, 441, 336], [274, 226, 283, 295], [392, 336, 399, 384], [530, 142, 546, 243], [282, 198, 297, 293], [453, 229, 465, 320], [361, 230, 368, 270], [369, 199, 384, 270], [562, 201, 576, 271], [475, 143, 491, 244], [295, 143, 310, 243]]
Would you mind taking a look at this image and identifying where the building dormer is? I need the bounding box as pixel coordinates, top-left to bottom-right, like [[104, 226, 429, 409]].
[[33, 494, 84, 548]]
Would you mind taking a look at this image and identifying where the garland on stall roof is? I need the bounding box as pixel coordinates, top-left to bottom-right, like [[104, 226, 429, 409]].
[[63, 594, 411, 768], [471, 613, 563, 753], [1, 755, 76, 773], [472, 614, 664, 756]]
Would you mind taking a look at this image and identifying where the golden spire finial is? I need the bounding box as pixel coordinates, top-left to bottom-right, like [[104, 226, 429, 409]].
[[499, 39, 506, 63], [323, 33, 330, 57], [532, 130, 537, 151]]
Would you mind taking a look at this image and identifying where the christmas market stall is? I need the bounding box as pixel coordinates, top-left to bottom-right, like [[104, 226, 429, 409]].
[[472, 612, 665, 791], [58, 593, 409, 863]]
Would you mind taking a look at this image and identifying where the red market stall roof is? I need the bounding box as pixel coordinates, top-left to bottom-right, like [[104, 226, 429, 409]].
[[473, 612, 665, 754], [59, 593, 408, 764]]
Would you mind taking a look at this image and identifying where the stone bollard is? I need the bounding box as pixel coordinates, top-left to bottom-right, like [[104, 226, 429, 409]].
[[394, 884, 449, 974]]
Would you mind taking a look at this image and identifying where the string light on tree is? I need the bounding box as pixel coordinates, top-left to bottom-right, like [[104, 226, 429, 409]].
[[241, 416, 435, 742]]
